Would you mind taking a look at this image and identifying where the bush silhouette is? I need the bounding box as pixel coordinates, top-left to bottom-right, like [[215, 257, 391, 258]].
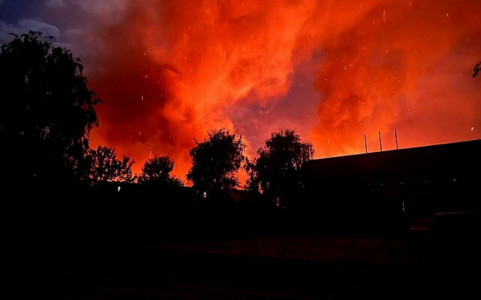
[[140, 155, 183, 187], [86, 145, 135, 185]]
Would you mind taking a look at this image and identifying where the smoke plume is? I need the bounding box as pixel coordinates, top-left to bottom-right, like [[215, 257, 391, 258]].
[[50, 0, 481, 180]]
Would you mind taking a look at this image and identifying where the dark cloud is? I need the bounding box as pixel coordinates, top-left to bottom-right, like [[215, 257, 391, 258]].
[[0, 18, 60, 43], [46, 0, 64, 8]]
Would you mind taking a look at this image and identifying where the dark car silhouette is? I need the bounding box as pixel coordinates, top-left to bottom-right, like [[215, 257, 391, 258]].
[[428, 212, 481, 264], [428, 212, 481, 239]]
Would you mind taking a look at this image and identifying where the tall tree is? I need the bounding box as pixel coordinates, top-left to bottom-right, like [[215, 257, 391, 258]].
[[0, 31, 99, 185], [86, 145, 135, 185], [187, 129, 246, 196], [140, 155, 183, 187], [250, 129, 314, 208]]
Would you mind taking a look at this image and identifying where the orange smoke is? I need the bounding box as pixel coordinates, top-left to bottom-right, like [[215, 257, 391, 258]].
[[312, 0, 481, 156], [76, 0, 481, 181], [87, 0, 319, 179]]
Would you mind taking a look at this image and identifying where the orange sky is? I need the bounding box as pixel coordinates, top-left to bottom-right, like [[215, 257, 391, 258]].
[[59, 0, 481, 182]]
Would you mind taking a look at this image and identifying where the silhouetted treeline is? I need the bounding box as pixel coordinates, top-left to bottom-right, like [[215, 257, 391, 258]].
[[0, 32, 315, 211], [0, 32, 409, 251]]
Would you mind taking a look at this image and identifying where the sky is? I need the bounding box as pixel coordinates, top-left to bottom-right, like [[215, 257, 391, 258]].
[[1, 0, 481, 182]]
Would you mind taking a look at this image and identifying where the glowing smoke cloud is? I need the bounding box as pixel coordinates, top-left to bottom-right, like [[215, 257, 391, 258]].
[[54, 0, 481, 180], [312, 0, 481, 156]]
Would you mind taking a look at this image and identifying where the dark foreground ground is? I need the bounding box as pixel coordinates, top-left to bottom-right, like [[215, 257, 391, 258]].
[[2, 197, 480, 299], [3, 236, 481, 299]]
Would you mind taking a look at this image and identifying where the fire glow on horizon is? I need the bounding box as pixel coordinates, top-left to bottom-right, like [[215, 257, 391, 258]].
[[59, 0, 481, 181]]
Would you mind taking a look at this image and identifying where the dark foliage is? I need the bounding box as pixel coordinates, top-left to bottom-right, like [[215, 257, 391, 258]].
[[187, 128, 246, 195], [86, 145, 135, 184], [248, 129, 314, 208], [0, 31, 99, 186], [140, 155, 183, 187]]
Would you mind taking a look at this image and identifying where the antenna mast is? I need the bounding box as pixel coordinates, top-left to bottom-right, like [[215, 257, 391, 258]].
[[379, 131, 383, 152]]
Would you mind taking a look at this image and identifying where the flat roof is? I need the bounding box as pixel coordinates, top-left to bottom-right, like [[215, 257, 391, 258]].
[[304, 139, 481, 178]]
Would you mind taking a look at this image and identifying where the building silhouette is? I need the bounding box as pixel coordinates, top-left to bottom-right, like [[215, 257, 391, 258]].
[[303, 139, 481, 231]]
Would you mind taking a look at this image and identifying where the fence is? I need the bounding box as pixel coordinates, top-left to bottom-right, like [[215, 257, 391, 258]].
[[157, 235, 436, 265]]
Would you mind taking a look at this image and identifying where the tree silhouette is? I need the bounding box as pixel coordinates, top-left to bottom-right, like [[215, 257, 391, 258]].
[[0, 31, 99, 185], [473, 61, 481, 78], [249, 129, 314, 208], [187, 129, 246, 196], [86, 145, 135, 185], [140, 155, 183, 187]]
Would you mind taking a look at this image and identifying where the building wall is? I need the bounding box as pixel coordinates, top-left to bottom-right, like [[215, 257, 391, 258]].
[[303, 140, 481, 218]]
